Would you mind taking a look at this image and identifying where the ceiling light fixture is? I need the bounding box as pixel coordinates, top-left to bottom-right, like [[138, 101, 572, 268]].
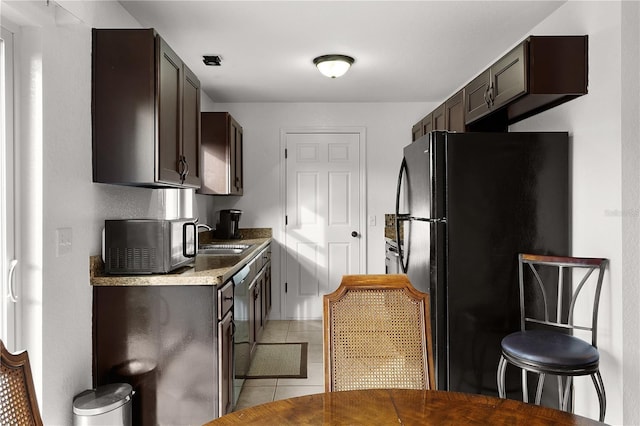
[[203, 55, 222, 66], [313, 54, 355, 78]]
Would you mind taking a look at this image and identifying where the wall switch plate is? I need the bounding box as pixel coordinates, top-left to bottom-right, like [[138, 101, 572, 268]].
[[369, 215, 376, 226], [56, 227, 72, 256]]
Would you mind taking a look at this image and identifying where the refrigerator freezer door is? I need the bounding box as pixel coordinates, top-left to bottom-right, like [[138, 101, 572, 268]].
[[402, 135, 432, 219]]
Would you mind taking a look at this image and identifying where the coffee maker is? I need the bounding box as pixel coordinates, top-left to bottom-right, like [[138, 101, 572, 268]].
[[214, 209, 242, 239]]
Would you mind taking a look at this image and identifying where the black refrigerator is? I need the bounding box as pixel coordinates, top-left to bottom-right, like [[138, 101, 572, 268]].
[[395, 131, 569, 397]]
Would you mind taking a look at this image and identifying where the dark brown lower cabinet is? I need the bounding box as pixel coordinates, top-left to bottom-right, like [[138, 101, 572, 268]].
[[93, 285, 221, 425], [247, 246, 272, 357]]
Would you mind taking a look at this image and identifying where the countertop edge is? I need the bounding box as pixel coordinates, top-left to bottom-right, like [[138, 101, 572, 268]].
[[90, 237, 272, 287]]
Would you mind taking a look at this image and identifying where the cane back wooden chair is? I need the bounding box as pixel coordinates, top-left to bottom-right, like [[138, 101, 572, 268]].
[[323, 274, 435, 392], [497, 254, 608, 422], [1, 339, 43, 425]]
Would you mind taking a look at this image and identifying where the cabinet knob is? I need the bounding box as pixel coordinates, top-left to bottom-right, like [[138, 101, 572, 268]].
[[351, 231, 359, 238]]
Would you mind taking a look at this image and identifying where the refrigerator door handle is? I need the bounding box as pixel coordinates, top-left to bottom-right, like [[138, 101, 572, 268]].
[[397, 214, 446, 224], [395, 158, 408, 273], [412, 217, 447, 224]]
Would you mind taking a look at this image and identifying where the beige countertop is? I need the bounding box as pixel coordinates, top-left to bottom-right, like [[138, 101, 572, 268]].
[[90, 229, 272, 287]]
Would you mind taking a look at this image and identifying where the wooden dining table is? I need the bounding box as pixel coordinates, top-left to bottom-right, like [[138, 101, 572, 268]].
[[205, 388, 606, 425]]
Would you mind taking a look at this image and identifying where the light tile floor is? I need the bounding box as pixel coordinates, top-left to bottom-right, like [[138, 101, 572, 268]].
[[234, 320, 324, 411]]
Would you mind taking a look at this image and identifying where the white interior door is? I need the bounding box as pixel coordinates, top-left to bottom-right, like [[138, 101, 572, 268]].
[[284, 131, 363, 319]]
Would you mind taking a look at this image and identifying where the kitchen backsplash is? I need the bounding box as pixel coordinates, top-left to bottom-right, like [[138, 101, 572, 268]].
[[384, 214, 402, 240], [199, 227, 273, 244]]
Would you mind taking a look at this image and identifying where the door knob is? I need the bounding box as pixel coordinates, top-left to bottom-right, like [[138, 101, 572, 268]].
[[351, 231, 359, 238]]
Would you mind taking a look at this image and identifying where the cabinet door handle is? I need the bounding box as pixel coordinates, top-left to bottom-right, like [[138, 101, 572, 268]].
[[177, 156, 186, 182], [177, 155, 190, 182], [484, 84, 493, 107], [488, 82, 495, 105], [183, 157, 190, 180]]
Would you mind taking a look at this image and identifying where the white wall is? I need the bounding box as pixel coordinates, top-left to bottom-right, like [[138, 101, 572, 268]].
[[510, 2, 637, 424], [204, 102, 432, 319]]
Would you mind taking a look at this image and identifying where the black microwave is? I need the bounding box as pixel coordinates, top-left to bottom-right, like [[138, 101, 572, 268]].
[[103, 219, 197, 274]]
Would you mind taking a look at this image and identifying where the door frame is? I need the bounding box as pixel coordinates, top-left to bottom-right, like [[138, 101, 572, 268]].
[[279, 126, 367, 319], [1, 24, 18, 349]]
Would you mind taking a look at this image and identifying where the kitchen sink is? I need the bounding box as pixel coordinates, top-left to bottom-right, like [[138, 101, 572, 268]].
[[198, 243, 253, 255]]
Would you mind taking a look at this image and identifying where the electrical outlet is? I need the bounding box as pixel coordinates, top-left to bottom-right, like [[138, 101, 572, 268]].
[[56, 227, 73, 256], [369, 215, 376, 227]]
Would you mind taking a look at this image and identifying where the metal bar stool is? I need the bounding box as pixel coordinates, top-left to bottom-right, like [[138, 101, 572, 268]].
[[497, 254, 608, 422]]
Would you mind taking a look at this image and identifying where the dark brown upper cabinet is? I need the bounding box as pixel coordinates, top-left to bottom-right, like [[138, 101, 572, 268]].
[[92, 29, 201, 188], [411, 89, 465, 141], [412, 122, 423, 142], [465, 44, 526, 123], [422, 114, 433, 134], [444, 90, 465, 133], [199, 112, 244, 196], [411, 114, 433, 142], [465, 35, 588, 128], [411, 35, 588, 137], [432, 104, 446, 131]]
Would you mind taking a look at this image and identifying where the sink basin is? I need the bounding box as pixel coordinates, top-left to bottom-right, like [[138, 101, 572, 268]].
[[198, 243, 253, 256]]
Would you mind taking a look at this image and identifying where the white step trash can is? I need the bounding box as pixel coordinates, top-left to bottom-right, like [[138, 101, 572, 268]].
[[73, 383, 133, 426]]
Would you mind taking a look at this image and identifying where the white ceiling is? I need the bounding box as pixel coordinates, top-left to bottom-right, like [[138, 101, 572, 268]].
[[118, 1, 566, 103]]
